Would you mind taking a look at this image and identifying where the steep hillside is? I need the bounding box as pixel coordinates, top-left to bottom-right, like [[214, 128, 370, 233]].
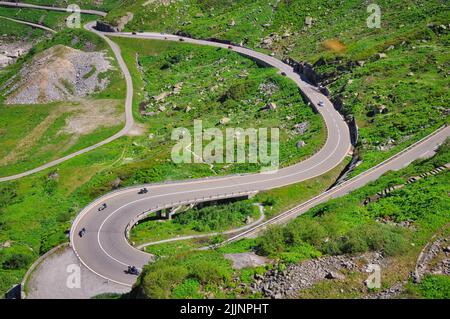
[[4, 44, 113, 104], [129, 139, 450, 299], [0, 28, 126, 176], [105, 0, 450, 172], [12, 0, 120, 11]]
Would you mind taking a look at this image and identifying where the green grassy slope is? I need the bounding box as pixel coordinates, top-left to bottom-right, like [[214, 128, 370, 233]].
[[111, 36, 325, 176], [14, 0, 120, 11], [0, 31, 325, 295], [130, 139, 450, 299], [106, 0, 450, 173], [0, 17, 46, 38], [0, 6, 96, 30], [0, 28, 126, 176]]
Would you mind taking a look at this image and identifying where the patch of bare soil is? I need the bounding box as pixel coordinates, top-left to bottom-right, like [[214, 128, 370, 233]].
[[60, 98, 123, 135], [4, 45, 113, 104], [224, 252, 272, 270], [126, 123, 147, 136], [322, 39, 346, 53], [0, 99, 122, 166]]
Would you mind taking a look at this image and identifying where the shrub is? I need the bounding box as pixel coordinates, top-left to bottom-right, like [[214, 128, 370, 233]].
[[256, 226, 285, 256], [279, 243, 322, 263], [285, 219, 327, 246], [2, 253, 31, 270], [261, 195, 276, 207], [171, 279, 201, 299], [189, 259, 231, 284], [141, 264, 188, 299], [175, 201, 255, 232], [410, 275, 450, 299]]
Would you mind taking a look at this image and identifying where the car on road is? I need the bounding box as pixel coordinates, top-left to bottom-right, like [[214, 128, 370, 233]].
[[179, 38, 185, 42], [132, 32, 136, 35], [318, 101, 325, 107], [228, 45, 233, 49], [281, 72, 287, 76]]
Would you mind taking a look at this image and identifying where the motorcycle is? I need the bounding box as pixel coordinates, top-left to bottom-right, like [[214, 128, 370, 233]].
[[138, 188, 148, 195], [125, 266, 140, 276], [78, 228, 86, 238]]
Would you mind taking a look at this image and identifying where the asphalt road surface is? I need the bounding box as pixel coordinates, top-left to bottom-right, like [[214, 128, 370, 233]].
[[70, 24, 352, 286], [1, 3, 448, 290]]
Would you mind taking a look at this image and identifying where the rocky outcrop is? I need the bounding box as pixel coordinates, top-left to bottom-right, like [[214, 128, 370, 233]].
[[292, 121, 309, 135], [96, 12, 134, 33], [4, 45, 112, 104], [95, 21, 117, 33], [249, 252, 391, 299], [414, 235, 450, 283], [250, 255, 358, 298], [0, 39, 32, 69]]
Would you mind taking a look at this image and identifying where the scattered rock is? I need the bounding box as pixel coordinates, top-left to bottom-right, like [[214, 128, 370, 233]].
[[296, 140, 306, 148], [220, 117, 231, 125], [0, 54, 13, 68], [111, 178, 122, 189], [261, 37, 273, 48], [153, 91, 170, 102], [292, 121, 309, 135], [377, 105, 388, 114], [116, 12, 134, 31], [245, 216, 254, 224], [325, 271, 345, 280], [5, 45, 112, 105], [305, 16, 314, 27], [366, 283, 405, 299], [173, 82, 183, 94], [48, 171, 59, 180], [268, 102, 277, 110], [1, 241, 12, 248], [259, 82, 279, 96], [250, 254, 359, 298]]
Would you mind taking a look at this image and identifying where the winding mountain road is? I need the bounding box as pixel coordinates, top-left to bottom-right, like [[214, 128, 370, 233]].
[[2, 3, 449, 291], [0, 15, 56, 33], [0, 1, 107, 16], [71, 23, 352, 287]]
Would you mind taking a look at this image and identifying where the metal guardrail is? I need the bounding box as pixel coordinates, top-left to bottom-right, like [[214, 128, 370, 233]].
[[124, 191, 258, 239], [211, 124, 449, 248]]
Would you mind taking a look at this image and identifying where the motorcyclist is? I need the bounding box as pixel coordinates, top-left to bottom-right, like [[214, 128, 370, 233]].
[[78, 227, 86, 237], [138, 188, 148, 194]]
